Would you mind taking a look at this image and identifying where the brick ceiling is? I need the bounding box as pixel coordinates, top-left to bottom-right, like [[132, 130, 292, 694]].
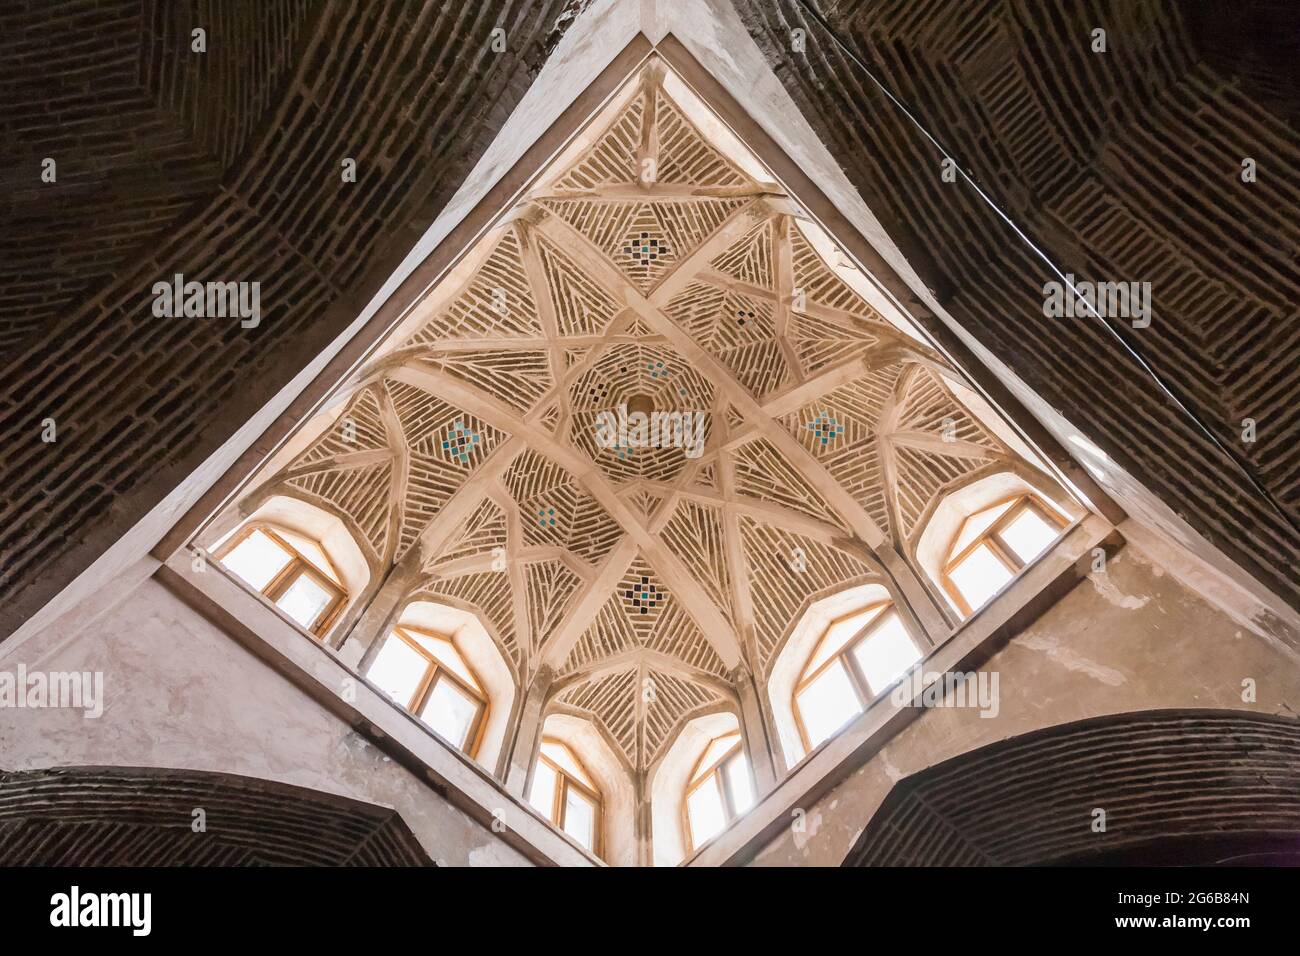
[[0, 766, 432, 865], [735, 0, 1300, 610], [236, 63, 1051, 774], [0, 0, 581, 637], [0, 0, 1296, 640], [844, 710, 1300, 866]]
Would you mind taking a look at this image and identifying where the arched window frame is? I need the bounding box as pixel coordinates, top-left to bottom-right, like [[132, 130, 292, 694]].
[[214, 523, 346, 636], [377, 624, 490, 757], [940, 493, 1068, 617], [682, 731, 753, 854], [531, 737, 603, 856], [792, 601, 915, 754]]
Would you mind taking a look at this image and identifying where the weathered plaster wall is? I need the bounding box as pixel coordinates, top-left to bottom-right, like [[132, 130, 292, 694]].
[[749, 544, 1300, 867], [5, 534, 1296, 869], [0, 570, 531, 867]]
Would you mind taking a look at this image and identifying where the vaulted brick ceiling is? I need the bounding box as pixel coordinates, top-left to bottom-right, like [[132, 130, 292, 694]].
[[246, 63, 1030, 774], [844, 710, 1300, 866], [0, 0, 1296, 643], [0, 0, 582, 637], [733, 0, 1300, 610], [0, 766, 432, 865]]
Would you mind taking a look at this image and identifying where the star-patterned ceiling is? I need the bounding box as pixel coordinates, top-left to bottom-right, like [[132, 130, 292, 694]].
[[240, 57, 1037, 776]]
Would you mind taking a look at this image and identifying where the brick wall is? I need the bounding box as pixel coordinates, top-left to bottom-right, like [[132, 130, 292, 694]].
[[734, 0, 1300, 609], [0, 0, 580, 638]]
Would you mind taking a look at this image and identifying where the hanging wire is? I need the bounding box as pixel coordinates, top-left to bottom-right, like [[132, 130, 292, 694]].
[[789, 0, 1299, 537]]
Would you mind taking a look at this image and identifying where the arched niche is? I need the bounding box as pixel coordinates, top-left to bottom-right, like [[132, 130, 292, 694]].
[[766, 581, 895, 769], [844, 710, 1300, 866], [914, 469, 1080, 617], [649, 709, 742, 866], [209, 494, 372, 640], [0, 766, 431, 866], [533, 712, 637, 866], [377, 600, 517, 773]]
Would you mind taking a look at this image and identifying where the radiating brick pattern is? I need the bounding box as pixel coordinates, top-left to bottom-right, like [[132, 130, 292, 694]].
[[844, 710, 1300, 866], [214, 61, 1063, 762], [239, 65, 1056, 759], [0, 766, 432, 866], [734, 0, 1300, 608], [552, 663, 728, 772], [0, 0, 579, 636], [0, 0, 312, 351]]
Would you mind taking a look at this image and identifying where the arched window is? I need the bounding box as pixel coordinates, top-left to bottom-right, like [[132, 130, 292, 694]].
[[215, 524, 346, 635], [683, 731, 754, 853], [529, 738, 602, 854], [793, 603, 921, 753], [941, 493, 1067, 616], [367, 625, 488, 755]]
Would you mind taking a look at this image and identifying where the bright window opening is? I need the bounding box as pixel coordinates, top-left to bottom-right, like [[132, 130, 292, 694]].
[[216, 526, 346, 635], [366, 625, 488, 754], [999, 506, 1060, 563], [683, 731, 754, 852], [942, 495, 1067, 617], [948, 543, 1014, 613], [419, 678, 479, 749], [796, 662, 860, 748], [220, 529, 291, 590], [850, 612, 921, 691], [276, 574, 335, 630], [793, 604, 921, 752], [530, 738, 602, 854]]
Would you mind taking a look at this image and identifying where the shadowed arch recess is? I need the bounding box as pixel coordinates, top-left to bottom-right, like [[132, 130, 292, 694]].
[[843, 710, 1300, 867], [0, 767, 432, 866]]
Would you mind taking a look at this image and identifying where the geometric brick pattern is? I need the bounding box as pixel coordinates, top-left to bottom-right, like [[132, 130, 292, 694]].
[[0, 0, 580, 638], [220, 61, 1056, 764], [735, 0, 1300, 610], [844, 710, 1300, 866], [0, 765, 432, 866], [0, 0, 313, 353], [551, 663, 729, 772]]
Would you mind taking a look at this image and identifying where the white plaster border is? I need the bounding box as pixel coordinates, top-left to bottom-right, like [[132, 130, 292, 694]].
[[158, 553, 600, 868]]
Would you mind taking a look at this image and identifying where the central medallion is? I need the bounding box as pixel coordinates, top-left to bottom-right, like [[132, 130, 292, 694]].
[[622, 232, 668, 269], [625, 393, 655, 418]]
